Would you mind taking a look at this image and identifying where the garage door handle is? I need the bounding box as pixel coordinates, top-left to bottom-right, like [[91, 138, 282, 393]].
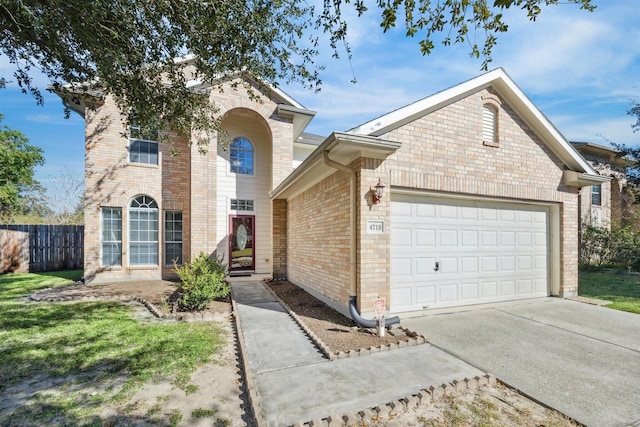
[[434, 261, 440, 272]]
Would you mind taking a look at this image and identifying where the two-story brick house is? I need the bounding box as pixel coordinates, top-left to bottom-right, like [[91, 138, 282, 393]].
[[62, 67, 606, 317], [571, 142, 628, 229]]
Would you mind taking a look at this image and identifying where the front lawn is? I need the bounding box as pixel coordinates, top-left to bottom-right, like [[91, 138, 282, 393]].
[[579, 271, 640, 314], [0, 271, 226, 426]]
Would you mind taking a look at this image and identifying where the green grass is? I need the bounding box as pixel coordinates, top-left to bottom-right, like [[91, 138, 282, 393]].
[[0, 271, 226, 425], [579, 271, 640, 314]]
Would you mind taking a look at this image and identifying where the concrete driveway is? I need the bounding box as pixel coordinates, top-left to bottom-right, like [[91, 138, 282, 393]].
[[402, 298, 640, 427]]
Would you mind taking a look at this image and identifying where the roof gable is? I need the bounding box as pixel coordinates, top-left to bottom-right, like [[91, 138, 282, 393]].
[[349, 68, 598, 177]]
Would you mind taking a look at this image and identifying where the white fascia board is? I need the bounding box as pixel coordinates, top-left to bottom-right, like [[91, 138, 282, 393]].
[[350, 68, 598, 177], [490, 72, 598, 175], [277, 105, 317, 140], [270, 132, 401, 200], [350, 69, 506, 136], [563, 170, 610, 187], [269, 86, 306, 110]]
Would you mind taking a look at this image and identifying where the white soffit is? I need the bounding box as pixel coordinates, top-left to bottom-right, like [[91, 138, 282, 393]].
[[349, 68, 598, 176]]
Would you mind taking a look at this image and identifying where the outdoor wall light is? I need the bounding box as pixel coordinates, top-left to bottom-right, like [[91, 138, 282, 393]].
[[372, 178, 385, 204]]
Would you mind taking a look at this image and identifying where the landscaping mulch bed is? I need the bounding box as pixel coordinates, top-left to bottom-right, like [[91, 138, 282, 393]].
[[266, 280, 424, 354]]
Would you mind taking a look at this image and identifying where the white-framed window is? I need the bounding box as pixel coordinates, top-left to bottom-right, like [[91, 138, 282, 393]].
[[164, 210, 183, 266], [482, 104, 499, 147], [129, 122, 159, 165], [230, 137, 254, 175], [592, 184, 602, 206], [129, 195, 158, 266], [101, 207, 122, 267], [230, 199, 254, 211]]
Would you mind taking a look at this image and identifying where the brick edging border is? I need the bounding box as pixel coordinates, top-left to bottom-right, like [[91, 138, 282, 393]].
[[293, 374, 498, 427], [262, 281, 428, 361], [29, 289, 231, 322]]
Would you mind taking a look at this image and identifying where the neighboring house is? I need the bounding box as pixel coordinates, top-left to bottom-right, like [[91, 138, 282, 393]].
[[60, 67, 606, 317], [571, 142, 628, 229]]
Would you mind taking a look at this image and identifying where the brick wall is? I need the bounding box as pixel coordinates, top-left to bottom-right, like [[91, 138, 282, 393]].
[[84, 96, 194, 282], [287, 170, 352, 312], [272, 199, 287, 278], [356, 157, 391, 313], [161, 130, 191, 278]]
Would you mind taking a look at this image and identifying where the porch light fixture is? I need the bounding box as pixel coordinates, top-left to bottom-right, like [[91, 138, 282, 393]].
[[372, 178, 385, 204]]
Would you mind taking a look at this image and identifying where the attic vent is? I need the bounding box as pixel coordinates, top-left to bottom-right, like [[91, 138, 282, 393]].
[[482, 104, 499, 148]]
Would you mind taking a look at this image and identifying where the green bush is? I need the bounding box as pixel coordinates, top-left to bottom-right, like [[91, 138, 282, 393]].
[[580, 224, 640, 271], [175, 253, 229, 311]]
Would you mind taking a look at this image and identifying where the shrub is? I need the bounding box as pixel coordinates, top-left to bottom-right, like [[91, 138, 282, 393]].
[[175, 252, 229, 311], [580, 224, 640, 271]]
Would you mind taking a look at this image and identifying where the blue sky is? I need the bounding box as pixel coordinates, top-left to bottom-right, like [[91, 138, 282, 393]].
[[1, 0, 639, 209]]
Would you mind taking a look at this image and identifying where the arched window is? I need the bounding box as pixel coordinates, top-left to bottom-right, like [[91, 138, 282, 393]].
[[230, 137, 254, 175], [482, 104, 499, 147], [129, 195, 158, 266]]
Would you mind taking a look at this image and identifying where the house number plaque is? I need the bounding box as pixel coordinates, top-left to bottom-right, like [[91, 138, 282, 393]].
[[367, 220, 385, 235]]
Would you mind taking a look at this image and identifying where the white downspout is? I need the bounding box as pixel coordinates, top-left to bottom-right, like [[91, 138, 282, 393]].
[[322, 150, 357, 297]]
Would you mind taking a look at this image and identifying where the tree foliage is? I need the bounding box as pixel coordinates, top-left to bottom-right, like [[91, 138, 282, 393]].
[[0, 113, 45, 219], [609, 95, 640, 190], [1, 0, 594, 147], [580, 224, 640, 271]]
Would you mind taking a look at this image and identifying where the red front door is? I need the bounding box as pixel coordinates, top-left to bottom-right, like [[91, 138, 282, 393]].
[[229, 215, 255, 271]]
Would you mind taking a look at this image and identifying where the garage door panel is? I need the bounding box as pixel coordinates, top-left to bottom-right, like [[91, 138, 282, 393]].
[[439, 284, 458, 302], [391, 195, 549, 312], [500, 231, 516, 246], [416, 204, 436, 218], [461, 257, 479, 273], [439, 205, 458, 219], [391, 287, 412, 308], [500, 280, 516, 296], [518, 255, 533, 270], [439, 229, 458, 246], [481, 281, 498, 298], [394, 228, 412, 246], [439, 257, 458, 274], [500, 210, 516, 222], [481, 208, 498, 221], [518, 279, 533, 294], [415, 257, 436, 275], [391, 257, 412, 277], [534, 278, 547, 292], [461, 282, 479, 300], [391, 201, 412, 217], [481, 256, 498, 272], [518, 210, 533, 222], [416, 228, 436, 246], [416, 286, 436, 305], [481, 230, 498, 246], [461, 207, 478, 220], [461, 230, 479, 246], [500, 255, 516, 271], [518, 231, 532, 245]]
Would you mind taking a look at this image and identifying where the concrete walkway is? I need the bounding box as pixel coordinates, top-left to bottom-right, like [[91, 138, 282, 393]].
[[230, 280, 485, 426], [403, 298, 640, 427]]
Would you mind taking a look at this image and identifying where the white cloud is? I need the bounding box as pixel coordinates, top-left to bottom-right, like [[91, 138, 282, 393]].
[[492, 2, 640, 95], [552, 114, 640, 147]]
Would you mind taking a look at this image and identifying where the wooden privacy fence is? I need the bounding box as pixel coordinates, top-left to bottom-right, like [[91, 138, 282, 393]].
[[0, 225, 84, 273]]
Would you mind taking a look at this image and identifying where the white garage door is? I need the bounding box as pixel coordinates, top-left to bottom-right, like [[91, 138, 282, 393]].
[[390, 194, 549, 312]]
